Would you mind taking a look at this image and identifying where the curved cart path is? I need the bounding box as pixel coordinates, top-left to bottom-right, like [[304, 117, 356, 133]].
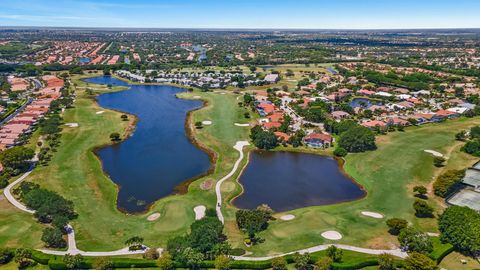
[[216, 141, 250, 224], [3, 163, 145, 256], [232, 243, 408, 260], [3, 167, 35, 214]]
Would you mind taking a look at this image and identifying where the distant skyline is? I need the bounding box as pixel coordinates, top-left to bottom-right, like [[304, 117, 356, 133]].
[[0, 0, 479, 29]]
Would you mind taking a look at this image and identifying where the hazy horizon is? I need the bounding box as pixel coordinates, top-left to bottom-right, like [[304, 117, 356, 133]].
[[0, 0, 479, 29]]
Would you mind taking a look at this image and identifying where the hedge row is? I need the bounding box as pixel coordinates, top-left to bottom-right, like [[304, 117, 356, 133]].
[[37, 255, 382, 270], [429, 237, 455, 263]]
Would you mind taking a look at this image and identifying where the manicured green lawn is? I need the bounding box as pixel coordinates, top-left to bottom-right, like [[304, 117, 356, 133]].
[[439, 251, 480, 269], [1, 70, 479, 261], [0, 73, 252, 251]]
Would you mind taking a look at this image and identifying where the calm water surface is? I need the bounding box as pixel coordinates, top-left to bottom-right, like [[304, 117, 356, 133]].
[[348, 97, 382, 109], [234, 151, 365, 212], [83, 76, 211, 213]]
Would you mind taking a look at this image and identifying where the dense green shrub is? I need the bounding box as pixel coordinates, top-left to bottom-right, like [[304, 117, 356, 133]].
[[386, 218, 408, 235], [338, 126, 376, 153], [398, 227, 433, 254], [0, 146, 35, 173], [41, 227, 67, 248], [462, 139, 480, 156], [0, 174, 9, 189], [433, 169, 465, 198], [333, 147, 348, 157], [22, 187, 76, 223], [438, 206, 480, 255], [0, 248, 13, 265], [403, 252, 437, 270], [250, 126, 278, 150], [413, 199, 434, 218]]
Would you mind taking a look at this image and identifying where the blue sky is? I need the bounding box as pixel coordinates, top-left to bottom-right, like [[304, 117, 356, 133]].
[[0, 0, 479, 29]]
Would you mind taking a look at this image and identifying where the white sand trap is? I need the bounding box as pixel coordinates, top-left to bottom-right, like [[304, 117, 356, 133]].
[[424, 150, 443, 157], [202, 121, 212, 125], [194, 205, 206, 220], [96, 111, 105, 115], [321, 231, 342, 240], [193, 95, 201, 99], [234, 123, 250, 127], [361, 211, 384, 219], [65, 123, 79, 128], [147, 213, 160, 221], [280, 214, 295, 221]]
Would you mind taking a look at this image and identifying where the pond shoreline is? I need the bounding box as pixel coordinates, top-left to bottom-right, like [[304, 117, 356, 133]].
[[83, 76, 215, 215], [231, 150, 367, 212]]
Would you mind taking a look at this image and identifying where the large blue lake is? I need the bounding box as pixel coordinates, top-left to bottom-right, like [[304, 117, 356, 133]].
[[83, 76, 211, 213]]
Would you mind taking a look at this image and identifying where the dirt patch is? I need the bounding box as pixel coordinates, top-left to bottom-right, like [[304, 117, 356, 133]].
[[200, 179, 213, 190], [365, 233, 398, 249]]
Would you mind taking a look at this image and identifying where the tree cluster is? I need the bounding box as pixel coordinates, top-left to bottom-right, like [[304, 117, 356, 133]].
[[433, 169, 465, 198], [250, 125, 278, 150], [167, 212, 230, 267], [438, 206, 480, 255], [235, 205, 273, 242]]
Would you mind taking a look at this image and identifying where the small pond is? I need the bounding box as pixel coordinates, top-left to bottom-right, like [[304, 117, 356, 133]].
[[83, 76, 211, 213], [348, 97, 382, 109], [233, 151, 365, 212]]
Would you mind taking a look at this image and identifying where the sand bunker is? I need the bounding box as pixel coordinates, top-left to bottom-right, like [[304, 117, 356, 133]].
[[147, 213, 160, 221], [234, 123, 250, 127], [361, 211, 384, 219], [202, 121, 212, 125], [200, 180, 213, 190], [424, 150, 443, 157], [280, 214, 295, 221], [194, 205, 206, 220], [65, 123, 79, 128], [321, 231, 342, 240], [96, 111, 105, 115], [193, 95, 201, 99]]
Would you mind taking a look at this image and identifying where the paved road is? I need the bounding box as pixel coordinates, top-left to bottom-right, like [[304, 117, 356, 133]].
[[216, 141, 249, 224], [0, 97, 33, 126]]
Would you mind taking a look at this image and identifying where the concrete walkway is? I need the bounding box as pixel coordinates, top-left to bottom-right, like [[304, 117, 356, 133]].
[[216, 141, 249, 224], [232, 243, 408, 260], [3, 163, 146, 257], [3, 167, 35, 214], [39, 225, 146, 256]]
